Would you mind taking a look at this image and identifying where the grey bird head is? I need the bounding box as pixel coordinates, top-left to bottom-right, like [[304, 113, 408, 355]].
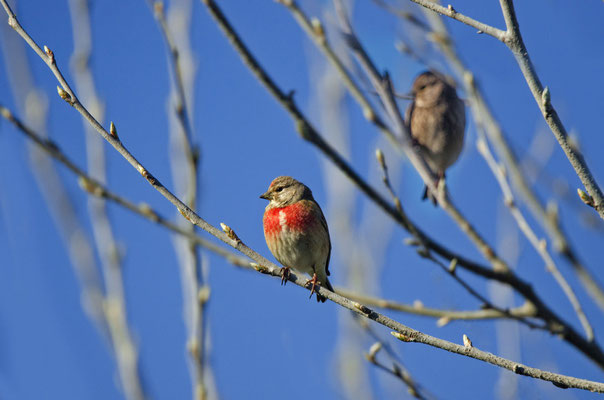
[[260, 176, 313, 207]]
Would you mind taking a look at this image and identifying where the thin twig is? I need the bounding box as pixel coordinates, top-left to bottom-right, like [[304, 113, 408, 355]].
[[397, 0, 604, 218], [476, 136, 593, 340], [67, 1, 146, 399], [338, 288, 537, 323], [406, 0, 506, 40], [149, 2, 207, 398], [375, 149, 541, 330], [365, 341, 429, 399], [276, 0, 396, 145], [0, 104, 252, 271], [0, 0, 109, 366], [421, 8, 604, 315], [333, 0, 511, 274]]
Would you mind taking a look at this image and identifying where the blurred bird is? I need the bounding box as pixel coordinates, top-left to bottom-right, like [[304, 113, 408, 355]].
[[260, 176, 334, 302], [405, 70, 466, 203]]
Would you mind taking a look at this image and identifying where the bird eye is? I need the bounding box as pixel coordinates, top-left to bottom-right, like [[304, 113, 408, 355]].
[[275, 187, 283, 192]]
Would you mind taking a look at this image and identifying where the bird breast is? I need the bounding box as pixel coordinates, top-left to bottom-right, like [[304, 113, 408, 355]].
[[263, 202, 329, 275]]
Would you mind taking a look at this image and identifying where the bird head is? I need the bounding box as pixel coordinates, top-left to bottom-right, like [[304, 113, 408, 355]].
[[411, 71, 456, 107], [260, 176, 313, 207]]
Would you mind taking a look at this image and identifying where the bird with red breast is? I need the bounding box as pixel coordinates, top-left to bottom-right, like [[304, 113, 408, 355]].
[[260, 176, 334, 302]]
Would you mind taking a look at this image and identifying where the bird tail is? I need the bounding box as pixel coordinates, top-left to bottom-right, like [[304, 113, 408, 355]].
[[422, 185, 438, 206], [316, 278, 334, 303]]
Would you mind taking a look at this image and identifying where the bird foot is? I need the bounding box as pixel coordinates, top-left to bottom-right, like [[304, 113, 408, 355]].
[[307, 273, 319, 299], [281, 267, 291, 286], [423, 172, 445, 206]]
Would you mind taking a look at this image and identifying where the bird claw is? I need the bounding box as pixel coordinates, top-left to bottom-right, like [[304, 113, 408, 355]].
[[307, 273, 319, 299], [280, 267, 291, 286]]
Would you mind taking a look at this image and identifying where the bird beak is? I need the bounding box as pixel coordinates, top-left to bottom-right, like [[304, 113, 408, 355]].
[[260, 191, 270, 200]]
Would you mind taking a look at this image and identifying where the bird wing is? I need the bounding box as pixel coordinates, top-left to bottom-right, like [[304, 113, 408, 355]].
[[318, 204, 331, 277]]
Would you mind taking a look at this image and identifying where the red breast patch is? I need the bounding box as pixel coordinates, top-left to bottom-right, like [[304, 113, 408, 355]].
[[263, 202, 315, 236]]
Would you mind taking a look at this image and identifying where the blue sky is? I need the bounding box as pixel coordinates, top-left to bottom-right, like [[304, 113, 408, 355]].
[[1, 0, 604, 399]]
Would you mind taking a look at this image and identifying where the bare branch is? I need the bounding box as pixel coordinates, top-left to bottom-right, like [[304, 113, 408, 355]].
[[148, 2, 208, 398], [498, 0, 604, 219], [67, 1, 146, 399], [333, 0, 514, 276], [477, 136, 593, 340], [397, 0, 604, 219], [338, 288, 537, 322], [406, 0, 506, 41], [2, 99, 603, 392], [197, 0, 604, 368], [421, 9, 604, 314], [365, 341, 429, 399], [4, 0, 604, 390]]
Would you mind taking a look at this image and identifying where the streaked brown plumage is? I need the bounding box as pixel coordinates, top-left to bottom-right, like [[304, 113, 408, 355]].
[[405, 71, 465, 202]]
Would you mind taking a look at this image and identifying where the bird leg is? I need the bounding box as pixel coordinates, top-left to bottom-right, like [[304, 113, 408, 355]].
[[422, 171, 445, 206], [307, 273, 319, 299], [280, 267, 291, 286]]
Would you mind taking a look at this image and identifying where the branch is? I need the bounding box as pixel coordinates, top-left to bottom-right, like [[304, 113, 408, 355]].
[[197, 0, 604, 369], [406, 0, 506, 41], [2, 100, 603, 392], [399, 0, 604, 219], [332, 0, 510, 273], [476, 136, 593, 339], [499, 0, 604, 219], [198, 0, 496, 280], [4, 0, 604, 391], [338, 288, 537, 323], [0, 104, 253, 271], [149, 2, 208, 398], [365, 341, 429, 399], [276, 0, 396, 145], [67, 0, 146, 399], [420, 8, 604, 314], [375, 150, 542, 330]]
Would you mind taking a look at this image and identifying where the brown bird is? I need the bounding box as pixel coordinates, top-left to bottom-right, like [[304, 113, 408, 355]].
[[405, 71, 466, 203], [261, 176, 334, 302]]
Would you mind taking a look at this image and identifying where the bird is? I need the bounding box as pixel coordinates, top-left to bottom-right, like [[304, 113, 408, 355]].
[[405, 70, 466, 204], [260, 176, 334, 302]]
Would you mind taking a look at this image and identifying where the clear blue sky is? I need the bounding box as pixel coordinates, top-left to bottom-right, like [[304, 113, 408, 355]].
[[1, 0, 604, 399]]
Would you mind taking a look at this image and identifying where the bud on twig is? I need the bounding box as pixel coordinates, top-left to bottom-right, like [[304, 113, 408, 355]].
[[57, 86, 71, 102], [541, 86, 551, 106], [375, 149, 386, 171], [463, 334, 473, 348], [365, 342, 382, 363], [109, 121, 119, 140], [363, 107, 376, 122], [310, 18, 325, 41], [391, 331, 415, 342], [220, 222, 241, 244], [43, 45, 55, 63], [577, 188, 595, 208]]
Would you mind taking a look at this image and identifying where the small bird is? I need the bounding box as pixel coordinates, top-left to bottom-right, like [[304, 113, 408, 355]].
[[405, 70, 466, 203], [260, 176, 334, 302]]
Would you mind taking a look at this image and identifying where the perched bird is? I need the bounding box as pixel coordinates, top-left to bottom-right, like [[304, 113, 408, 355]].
[[260, 176, 334, 302], [405, 70, 466, 203]]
